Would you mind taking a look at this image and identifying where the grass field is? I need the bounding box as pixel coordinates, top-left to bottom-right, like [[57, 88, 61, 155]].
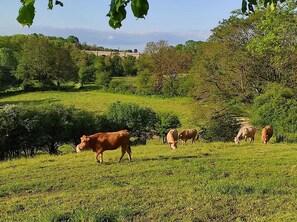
[[0, 90, 196, 128], [1, 141, 297, 221], [1, 91, 297, 221]]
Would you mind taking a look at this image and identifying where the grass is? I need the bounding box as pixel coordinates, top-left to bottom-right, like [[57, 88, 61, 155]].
[[0, 90, 196, 128], [1, 90, 297, 221], [1, 141, 297, 221]]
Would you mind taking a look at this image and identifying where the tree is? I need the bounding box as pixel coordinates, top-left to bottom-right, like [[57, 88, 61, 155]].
[[122, 55, 137, 76], [15, 35, 78, 89], [16, 0, 289, 29], [139, 40, 192, 95], [0, 48, 18, 86], [251, 83, 297, 142]]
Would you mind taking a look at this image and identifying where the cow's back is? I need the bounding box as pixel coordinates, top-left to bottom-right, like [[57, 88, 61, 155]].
[[96, 130, 130, 151]]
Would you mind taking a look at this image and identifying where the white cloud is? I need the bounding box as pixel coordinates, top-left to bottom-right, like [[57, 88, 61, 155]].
[[1, 25, 211, 52]]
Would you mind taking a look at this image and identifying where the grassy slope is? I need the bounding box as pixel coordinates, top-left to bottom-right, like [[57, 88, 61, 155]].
[[1, 141, 297, 221], [0, 90, 196, 128], [1, 91, 297, 221]]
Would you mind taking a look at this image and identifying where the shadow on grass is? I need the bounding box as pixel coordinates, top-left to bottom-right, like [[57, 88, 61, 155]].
[[0, 98, 61, 107], [139, 155, 203, 162]]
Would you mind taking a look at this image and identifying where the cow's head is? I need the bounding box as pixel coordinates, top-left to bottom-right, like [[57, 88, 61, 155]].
[[171, 141, 178, 150], [262, 136, 268, 144], [234, 137, 240, 144], [76, 135, 90, 152]]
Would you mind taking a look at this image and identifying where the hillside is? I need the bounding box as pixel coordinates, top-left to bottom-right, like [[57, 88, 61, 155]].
[[0, 90, 197, 128], [1, 141, 297, 221]]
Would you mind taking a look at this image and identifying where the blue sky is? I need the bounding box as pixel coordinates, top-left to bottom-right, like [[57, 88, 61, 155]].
[[0, 0, 240, 52]]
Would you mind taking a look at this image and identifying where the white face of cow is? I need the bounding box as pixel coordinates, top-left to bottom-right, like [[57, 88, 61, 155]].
[[76, 135, 90, 152], [234, 137, 240, 144]]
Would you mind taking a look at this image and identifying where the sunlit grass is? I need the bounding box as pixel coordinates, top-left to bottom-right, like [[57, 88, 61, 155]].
[[0, 90, 196, 127], [1, 141, 297, 221]]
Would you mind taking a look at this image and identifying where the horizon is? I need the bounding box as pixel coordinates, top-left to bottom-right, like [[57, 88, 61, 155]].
[[0, 1, 240, 52]]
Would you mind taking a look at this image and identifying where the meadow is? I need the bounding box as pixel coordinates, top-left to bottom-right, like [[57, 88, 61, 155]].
[[1, 91, 297, 221]]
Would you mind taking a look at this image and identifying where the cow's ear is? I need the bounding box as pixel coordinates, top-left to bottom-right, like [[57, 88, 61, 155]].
[[86, 137, 90, 141]]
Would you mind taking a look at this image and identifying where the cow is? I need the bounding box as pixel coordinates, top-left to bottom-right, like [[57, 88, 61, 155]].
[[261, 125, 273, 144], [76, 130, 131, 164], [166, 129, 178, 149], [178, 129, 198, 145], [234, 125, 256, 144]]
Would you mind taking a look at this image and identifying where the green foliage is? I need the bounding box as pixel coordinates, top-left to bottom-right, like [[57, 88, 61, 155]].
[[0, 48, 18, 86], [251, 84, 297, 142], [78, 66, 96, 86], [105, 101, 159, 139], [154, 112, 181, 142], [17, 0, 35, 27], [107, 78, 136, 94], [0, 104, 109, 159], [242, 0, 287, 14], [95, 71, 112, 89], [200, 109, 241, 142], [15, 35, 78, 89]]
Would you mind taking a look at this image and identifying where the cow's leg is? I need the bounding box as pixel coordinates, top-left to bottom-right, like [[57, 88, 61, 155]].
[[96, 152, 103, 164], [126, 146, 132, 161], [250, 136, 254, 143], [119, 147, 126, 162]]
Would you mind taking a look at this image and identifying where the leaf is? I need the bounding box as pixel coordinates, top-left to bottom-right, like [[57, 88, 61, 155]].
[[248, 0, 257, 4], [55, 0, 64, 7], [248, 3, 254, 12], [48, 0, 53, 9], [131, 0, 149, 18], [17, 3, 35, 27], [21, 0, 35, 6], [242, 0, 247, 13], [264, 0, 271, 7], [107, 0, 128, 29]]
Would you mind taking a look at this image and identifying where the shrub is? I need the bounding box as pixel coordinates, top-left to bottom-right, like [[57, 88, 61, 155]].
[[107, 79, 136, 94], [251, 84, 297, 142], [0, 104, 110, 159], [105, 102, 159, 142], [155, 112, 181, 143], [200, 110, 241, 142], [95, 71, 112, 89]]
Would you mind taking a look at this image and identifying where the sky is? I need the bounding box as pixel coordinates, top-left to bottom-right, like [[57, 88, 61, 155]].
[[0, 0, 240, 52]]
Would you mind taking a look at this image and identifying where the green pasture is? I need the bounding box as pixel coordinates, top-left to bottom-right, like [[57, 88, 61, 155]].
[[0, 90, 196, 128], [1, 141, 297, 221]]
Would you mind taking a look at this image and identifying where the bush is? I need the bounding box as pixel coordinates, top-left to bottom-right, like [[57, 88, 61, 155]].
[[155, 112, 181, 143], [0, 104, 110, 160], [95, 71, 112, 89], [251, 84, 297, 142], [105, 102, 159, 142], [200, 110, 241, 142], [107, 79, 136, 94]]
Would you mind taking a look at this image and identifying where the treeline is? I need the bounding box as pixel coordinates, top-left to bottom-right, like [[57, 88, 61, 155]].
[[0, 33, 140, 91]]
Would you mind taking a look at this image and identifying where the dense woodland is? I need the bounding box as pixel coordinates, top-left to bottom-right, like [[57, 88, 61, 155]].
[[1, 2, 297, 159]]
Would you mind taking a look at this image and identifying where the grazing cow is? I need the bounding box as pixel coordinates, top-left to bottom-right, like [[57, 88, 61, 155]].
[[76, 130, 131, 164], [178, 129, 198, 145], [261, 125, 273, 144], [234, 125, 256, 144], [166, 129, 178, 149]]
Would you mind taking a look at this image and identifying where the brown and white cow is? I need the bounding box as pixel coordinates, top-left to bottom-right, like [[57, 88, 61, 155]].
[[234, 125, 256, 144], [178, 129, 198, 145], [76, 130, 131, 164], [261, 125, 273, 144], [166, 129, 178, 149]]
